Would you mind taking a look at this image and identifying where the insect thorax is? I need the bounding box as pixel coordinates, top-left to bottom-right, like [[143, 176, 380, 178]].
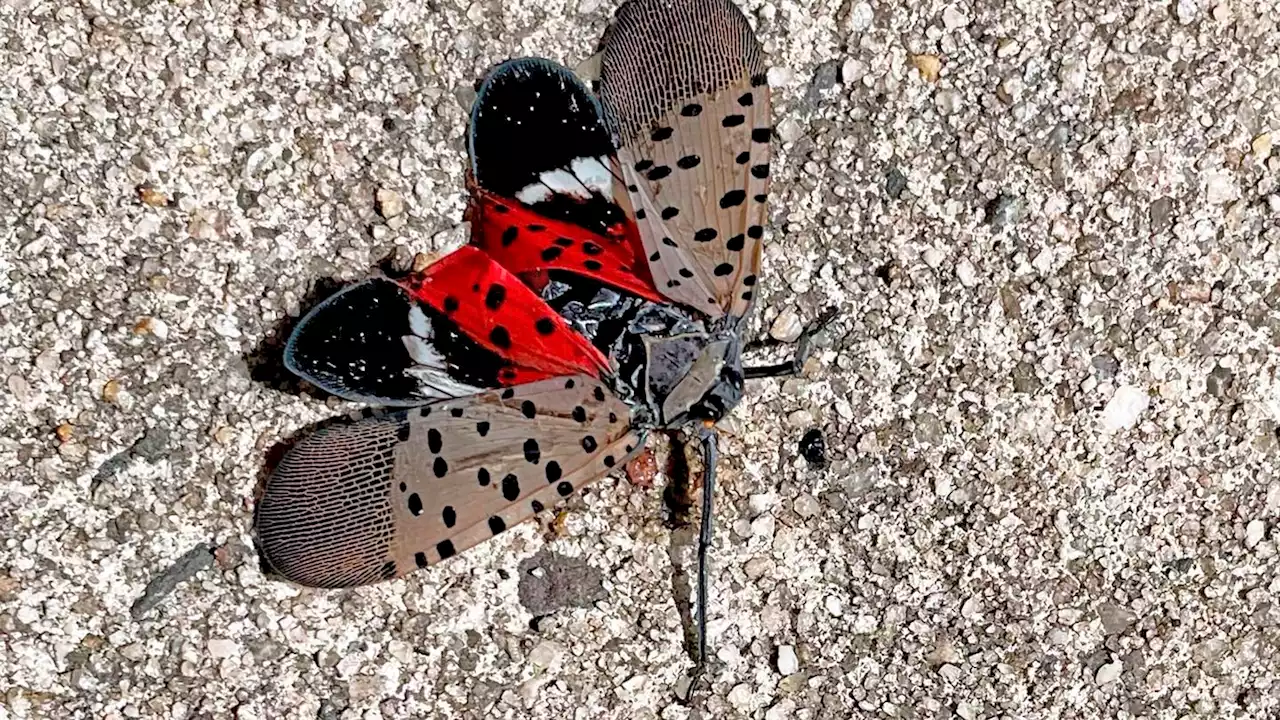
[[540, 274, 743, 429]]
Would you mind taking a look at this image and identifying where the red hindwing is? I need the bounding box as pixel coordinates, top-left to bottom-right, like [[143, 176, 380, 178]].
[[467, 183, 665, 304], [399, 246, 611, 384]]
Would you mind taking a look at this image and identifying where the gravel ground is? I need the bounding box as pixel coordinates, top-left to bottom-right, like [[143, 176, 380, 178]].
[[3, 0, 1280, 717]]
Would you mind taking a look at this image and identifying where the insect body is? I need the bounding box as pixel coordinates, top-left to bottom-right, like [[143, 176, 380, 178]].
[[257, 0, 781, 682]]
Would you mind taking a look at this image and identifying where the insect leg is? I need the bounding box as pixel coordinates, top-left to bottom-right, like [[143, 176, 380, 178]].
[[743, 305, 839, 379], [690, 425, 718, 692]]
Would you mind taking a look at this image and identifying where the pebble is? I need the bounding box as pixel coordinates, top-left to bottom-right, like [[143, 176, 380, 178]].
[[1245, 520, 1266, 549], [1253, 132, 1273, 159], [955, 259, 978, 287], [1097, 602, 1137, 635], [376, 188, 405, 218], [847, 1, 873, 31], [1204, 171, 1238, 204], [1206, 365, 1234, 397], [1095, 660, 1123, 685], [934, 89, 961, 114], [745, 556, 776, 579], [528, 640, 565, 669], [776, 117, 803, 143], [787, 409, 814, 428], [941, 5, 969, 29], [1101, 386, 1150, 431], [938, 664, 961, 682], [1175, 0, 1199, 24], [207, 638, 240, 660], [841, 57, 866, 85], [910, 53, 941, 83], [793, 493, 820, 519], [885, 166, 908, 198], [985, 193, 1025, 229], [102, 379, 121, 404], [767, 67, 795, 88], [749, 492, 777, 515], [770, 310, 803, 343], [799, 429, 826, 468], [776, 645, 799, 675], [765, 699, 797, 720], [727, 683, 754, 712]]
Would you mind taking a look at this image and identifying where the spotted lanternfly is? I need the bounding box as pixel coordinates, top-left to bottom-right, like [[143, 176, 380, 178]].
[[256, 0, 814, 686]]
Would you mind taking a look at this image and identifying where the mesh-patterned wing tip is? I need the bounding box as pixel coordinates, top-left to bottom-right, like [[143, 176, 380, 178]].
[[256, 375, 644, 589]]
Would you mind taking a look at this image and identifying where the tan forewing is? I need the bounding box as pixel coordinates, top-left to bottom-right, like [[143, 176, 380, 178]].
[[600, 0, 771, 319], [257, 375, 643, 588]]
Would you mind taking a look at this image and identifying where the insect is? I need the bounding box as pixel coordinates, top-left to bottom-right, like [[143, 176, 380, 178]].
[[256, 0, 826, 687]]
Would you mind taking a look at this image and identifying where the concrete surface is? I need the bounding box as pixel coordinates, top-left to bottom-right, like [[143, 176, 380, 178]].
[[3, 0, 1280, 718]]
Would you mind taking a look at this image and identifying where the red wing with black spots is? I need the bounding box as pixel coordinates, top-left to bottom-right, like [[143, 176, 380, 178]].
[[400, 246, 612, 383]]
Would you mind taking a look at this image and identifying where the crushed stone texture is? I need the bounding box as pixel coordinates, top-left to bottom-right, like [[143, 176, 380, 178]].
[[3, 0, 1280, 718]]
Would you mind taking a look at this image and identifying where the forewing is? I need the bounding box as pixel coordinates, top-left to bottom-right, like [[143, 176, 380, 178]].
[[598, 0, 771, 318], [284, 277, 503, 405], [401, 246, 611, 383], [257, 375, 644, 588]]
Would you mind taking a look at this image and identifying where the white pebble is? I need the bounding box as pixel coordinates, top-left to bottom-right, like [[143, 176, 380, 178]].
[[1175, 0, 1199, 24], [922, 248, 944, 268], [942, 5, 969, 29], [1101, 385, 1150, 431], [377, 188, 406, 217], [776, 117, 803, 143], [955, 259, 978, 287], [207, 638, 240, 659], [1204, 171, 1239, 204], [934, 88, 962, 114], [766, 67, 794, 88], [934, 475, 953, 498], [1095, 660, 1123, 685], [749, 492, 777, 516], [938, 664, 962, 682], [769, 310, 803, 343], [787, 409, 813, 428], [776, 645, 799, 675], [824, 595, 844, 617], [727, 683, 754, 711], [793, 493, 820, 519], [765, 699, 797, 720], [529, 640, 565, 669], [848, 2, 873, 31], [1245, 520, 1266, 548], [841, 57, 866, 84]]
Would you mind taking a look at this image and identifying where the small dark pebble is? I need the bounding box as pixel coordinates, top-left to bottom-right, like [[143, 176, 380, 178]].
[[805, 59, 841, 107], [885, 166, 907, 199], [1206, 364, 1234, 398], [799, 428, 826, 467], [130, 543, 215, 619], [92, 427, 170, 488], [984, 192, 1025, 229]]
